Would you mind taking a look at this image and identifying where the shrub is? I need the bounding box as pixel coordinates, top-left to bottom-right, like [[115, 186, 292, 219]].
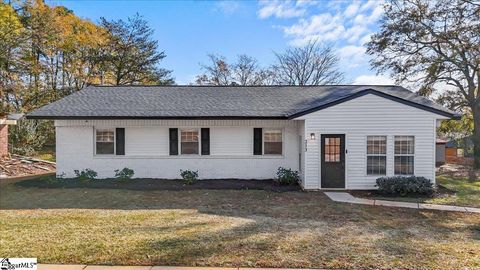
[[114, 167, 135, 181], [274, 167, 300, 186], [74, 169, 98, 181], [180, 169, 198, 185], [376, 176, 434, 196]]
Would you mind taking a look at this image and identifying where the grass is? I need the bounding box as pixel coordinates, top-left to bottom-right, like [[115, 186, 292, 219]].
[[355, 176, 480, 208], [0, 180, 479, 269], [429, 176, 480, 207]]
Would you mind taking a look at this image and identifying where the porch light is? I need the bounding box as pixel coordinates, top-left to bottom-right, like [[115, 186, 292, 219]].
[[310, 133, 316, 140]]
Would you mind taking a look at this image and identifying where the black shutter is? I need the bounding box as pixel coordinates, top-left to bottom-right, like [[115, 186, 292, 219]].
[[201, 128, 210, 155], [253, 128, 262, 155], [115, 128, 125, 155], [169, 128, 178, 155]]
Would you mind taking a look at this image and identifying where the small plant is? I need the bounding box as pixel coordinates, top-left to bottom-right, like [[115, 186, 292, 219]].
[[74, 168, 98, 181], [180, 169, 199, 185], [274, 167, 300, 185], [114, 167, 135, 181], [376, 176, 434, 196]]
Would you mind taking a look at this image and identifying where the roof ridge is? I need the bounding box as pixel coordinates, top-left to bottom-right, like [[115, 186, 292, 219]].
[[87, 84, 401, 88]]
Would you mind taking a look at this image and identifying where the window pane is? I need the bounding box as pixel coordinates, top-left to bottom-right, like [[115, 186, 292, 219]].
[[96, 130, 114, 142], [96, 142, 114, 154], [367, 156, 386, 175], [367, 136, 386, 155], [324, 137, 340, 162], [394, 156, 414, 175], [96, 129, 114, 155], [181, 142, 199, 154], [264, 130, 282, 155], [395, 136, 414, 154], [181, 129, 199, 154], [265, 142, 282, 154]]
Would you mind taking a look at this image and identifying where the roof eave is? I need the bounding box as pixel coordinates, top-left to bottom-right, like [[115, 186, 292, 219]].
[[25, 115, 289, 120]]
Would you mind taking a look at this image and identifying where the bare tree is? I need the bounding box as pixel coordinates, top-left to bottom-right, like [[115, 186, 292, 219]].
[[232, 55, 274, 85], [366, 0, 480, 169], [195, 54, 273, 86], [195, 54, 231, 85], [272, 40, 344, 85]]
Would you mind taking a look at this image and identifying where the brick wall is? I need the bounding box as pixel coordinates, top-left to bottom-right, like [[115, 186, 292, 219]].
[[0, 122, 7, 157]]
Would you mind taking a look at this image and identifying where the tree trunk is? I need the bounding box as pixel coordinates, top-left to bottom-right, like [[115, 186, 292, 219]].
[[473, 104, 480, 170]]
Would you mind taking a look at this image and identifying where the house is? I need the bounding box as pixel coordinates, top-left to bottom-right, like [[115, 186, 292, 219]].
[[27, 85, 459, 190], [435, 138, 447, 166], [445, 136, 474, 165]]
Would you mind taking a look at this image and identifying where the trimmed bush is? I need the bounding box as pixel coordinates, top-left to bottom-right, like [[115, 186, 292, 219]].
[[114, 167, 135, 181], [180, 169, 198, 185], [376, 176, 434, 196], [74, 169, 98, 181], [274, 167, 300, 186]]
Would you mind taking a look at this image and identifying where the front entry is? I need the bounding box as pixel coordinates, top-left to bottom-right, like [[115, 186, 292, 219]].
[[321, 134, 345, 188]]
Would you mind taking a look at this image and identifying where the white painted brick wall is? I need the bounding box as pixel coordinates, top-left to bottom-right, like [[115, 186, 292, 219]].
[[55, 119, 301, 179]]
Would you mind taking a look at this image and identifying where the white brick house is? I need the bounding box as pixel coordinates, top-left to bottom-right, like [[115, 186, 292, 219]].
[[27, 85, 459, 190]]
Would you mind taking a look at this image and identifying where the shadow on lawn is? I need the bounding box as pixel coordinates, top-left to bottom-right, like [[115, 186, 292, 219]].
[[0, 180, 466, 222]]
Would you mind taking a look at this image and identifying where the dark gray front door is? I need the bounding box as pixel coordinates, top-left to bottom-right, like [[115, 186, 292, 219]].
[[321, 134, 345, 188]]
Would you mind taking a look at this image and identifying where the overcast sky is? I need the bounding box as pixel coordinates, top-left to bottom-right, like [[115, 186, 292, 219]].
[[46, 0, 394, 85]]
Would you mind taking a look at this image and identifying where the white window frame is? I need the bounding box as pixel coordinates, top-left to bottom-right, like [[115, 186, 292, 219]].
[[179, 128, 200, 155], [366, 135, 387, 176], [95, 128, 115, 156], [394, 135, 415, 175], [263, 129, 284, 156]]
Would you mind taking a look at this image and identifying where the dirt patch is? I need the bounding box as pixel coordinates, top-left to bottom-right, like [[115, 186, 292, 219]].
[[15, 177, 301, 192], [0, 155, 56, 178], [437, 163, 479, 179]]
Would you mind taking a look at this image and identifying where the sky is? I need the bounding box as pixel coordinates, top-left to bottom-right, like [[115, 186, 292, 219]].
[[46, 0, 395, 85]]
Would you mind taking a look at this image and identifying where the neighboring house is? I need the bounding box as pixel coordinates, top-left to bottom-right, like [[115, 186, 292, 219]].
[[0, 113, 23, 157], [435, 139, 447, 166], [27, 85, 459, 190], [445, 136, 474, 165]]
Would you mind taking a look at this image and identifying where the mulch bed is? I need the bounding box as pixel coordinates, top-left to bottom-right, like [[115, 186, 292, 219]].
[[15, 177, 302, 192], [350, 184, 456, 200], [0, 155, 56, 178]]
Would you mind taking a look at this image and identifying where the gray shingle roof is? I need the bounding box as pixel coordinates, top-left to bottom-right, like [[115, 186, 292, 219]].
[[26, 85, 459, 119]]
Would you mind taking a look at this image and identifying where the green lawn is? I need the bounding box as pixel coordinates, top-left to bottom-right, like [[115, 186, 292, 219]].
[[0, 179, 479, 269], [433, 176, 480, 207], [356, 176, 480, 208]]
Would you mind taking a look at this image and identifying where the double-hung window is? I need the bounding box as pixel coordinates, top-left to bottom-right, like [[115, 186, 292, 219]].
[[96, 129, 115, 155], [264, 129, 282, 155], [394, 136, 415, 175], [181, 129, 199, 155], [366, 136, 387, 175]]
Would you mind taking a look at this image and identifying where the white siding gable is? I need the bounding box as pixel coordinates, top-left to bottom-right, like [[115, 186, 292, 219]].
[[296, 93, 443, 189]]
